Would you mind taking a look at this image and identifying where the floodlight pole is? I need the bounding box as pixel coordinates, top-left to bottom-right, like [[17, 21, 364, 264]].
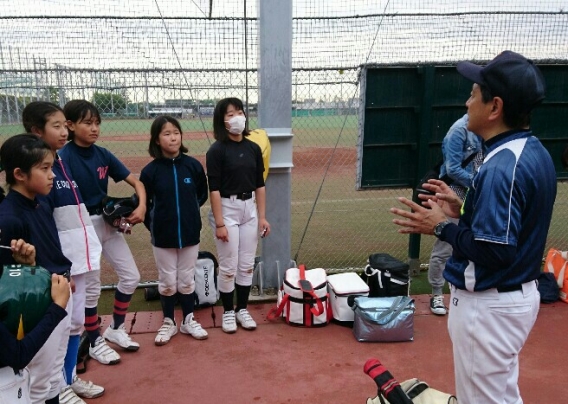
[[257, 0, 294, 290]]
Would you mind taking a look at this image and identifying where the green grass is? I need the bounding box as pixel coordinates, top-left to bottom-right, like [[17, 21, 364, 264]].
[[0, 115, 358, 148]]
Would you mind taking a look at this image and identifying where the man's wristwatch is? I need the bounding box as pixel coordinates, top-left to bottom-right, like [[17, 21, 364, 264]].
[[433, 220, 452, 238]]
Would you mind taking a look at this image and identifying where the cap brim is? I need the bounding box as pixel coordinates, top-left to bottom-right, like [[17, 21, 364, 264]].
[[457, 61, 485, 85]]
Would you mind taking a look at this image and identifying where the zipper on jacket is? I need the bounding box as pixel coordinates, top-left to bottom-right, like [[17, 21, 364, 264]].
[[172, 161, 183, 248]]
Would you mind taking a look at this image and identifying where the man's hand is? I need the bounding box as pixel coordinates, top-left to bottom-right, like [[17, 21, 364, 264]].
[[416, 179, 463, 219], [390, 197, 447, 235]]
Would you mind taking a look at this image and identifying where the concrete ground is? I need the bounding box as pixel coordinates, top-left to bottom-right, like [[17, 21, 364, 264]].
[[80, 295, 566, 404]]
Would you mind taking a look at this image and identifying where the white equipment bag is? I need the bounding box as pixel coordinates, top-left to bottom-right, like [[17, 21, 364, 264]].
[[267, 265, 331, 327], [327, 272, 370, 322]]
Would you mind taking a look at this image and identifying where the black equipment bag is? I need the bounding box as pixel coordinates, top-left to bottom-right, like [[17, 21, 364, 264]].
[[537, 272, 559, 304], [361, 253, 410, 297]]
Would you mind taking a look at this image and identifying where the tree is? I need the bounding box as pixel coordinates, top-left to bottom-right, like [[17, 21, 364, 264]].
[[92, 92, 128, 114], [47, 87, 60, 104]]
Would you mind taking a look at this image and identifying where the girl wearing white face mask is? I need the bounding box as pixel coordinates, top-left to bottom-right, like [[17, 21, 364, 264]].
[[206, 97, 271, 334]]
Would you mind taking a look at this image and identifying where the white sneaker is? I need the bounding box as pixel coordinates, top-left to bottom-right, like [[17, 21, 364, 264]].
[[155, 318, 178, 346], [89, 336, 121, 365], [236, 309, 257, 330], [180, 313, 208, 340], [59, 385, 86, 404], [71, 375, 105, 399], [222, 310, 237, 333], [103, 323, 140, 351]]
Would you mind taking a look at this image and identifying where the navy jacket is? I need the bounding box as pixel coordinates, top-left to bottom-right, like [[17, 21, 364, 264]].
[[0, 191, 71, 275], [140, 153, 208, 249]]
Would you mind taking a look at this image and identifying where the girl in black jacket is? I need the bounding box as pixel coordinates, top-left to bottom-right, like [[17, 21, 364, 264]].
[[140, 116, 209, 345]]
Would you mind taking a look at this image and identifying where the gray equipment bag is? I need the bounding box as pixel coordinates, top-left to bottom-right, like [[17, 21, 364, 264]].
[[352, 296, 415, 342]]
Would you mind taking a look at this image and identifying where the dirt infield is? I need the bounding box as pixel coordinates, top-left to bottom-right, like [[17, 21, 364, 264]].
[[105, 131, 358, 176], [121, 146, 357, 177]]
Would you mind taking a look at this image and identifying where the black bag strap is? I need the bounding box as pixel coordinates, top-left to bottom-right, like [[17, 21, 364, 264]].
[[460, 150, 478, 168], [439, 151, 479, 184]]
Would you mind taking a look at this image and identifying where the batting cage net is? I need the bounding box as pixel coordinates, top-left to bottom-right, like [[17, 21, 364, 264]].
[[1, 0, 567, 287]]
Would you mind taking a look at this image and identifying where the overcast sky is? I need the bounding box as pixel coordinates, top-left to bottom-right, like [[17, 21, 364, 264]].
[[0, 0, 566, 103], [2, 0, 567, 18]]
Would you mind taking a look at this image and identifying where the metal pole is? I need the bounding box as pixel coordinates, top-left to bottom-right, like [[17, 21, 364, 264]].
[[258, 0, 293, 289]]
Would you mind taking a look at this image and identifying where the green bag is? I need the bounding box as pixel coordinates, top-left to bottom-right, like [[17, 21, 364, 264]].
[[0, 265, 52, 339]]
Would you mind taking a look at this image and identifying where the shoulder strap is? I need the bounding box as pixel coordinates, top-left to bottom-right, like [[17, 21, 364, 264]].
[[266, 294, 290, 321], [297, 264, 325, 317], [376, 296, 412, 325], [460, 151, 478, 168], [298, 264, 307, 280]]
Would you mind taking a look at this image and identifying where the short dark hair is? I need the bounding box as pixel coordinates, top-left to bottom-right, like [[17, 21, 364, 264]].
[[63, 100, 102, 141], [22, 102, 64, 133], [212, 97, 250, 142], [148, 115, 189, 158], [0, 134, 52, 202], [479, 84, 530, 129]]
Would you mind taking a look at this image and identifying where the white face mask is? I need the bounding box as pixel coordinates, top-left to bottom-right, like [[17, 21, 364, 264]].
[[226, 115, 246, 135]]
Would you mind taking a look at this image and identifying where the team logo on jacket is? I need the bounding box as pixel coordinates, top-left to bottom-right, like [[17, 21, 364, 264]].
[[184, 178, 192, 184]]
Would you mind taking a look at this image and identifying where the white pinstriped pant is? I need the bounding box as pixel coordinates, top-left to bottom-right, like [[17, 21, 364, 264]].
[[209, 195, 258, 293], [448, 281, 539, 404]]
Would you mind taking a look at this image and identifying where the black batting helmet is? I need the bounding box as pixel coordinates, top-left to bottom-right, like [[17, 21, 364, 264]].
[[101, 194, 139, 230]]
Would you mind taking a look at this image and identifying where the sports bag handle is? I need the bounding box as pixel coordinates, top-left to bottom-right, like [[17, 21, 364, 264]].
[[298, 264, 324, 317], [266, 294, 290, 321], [364, 264, 385, 290], [356, 296, 414, 326]]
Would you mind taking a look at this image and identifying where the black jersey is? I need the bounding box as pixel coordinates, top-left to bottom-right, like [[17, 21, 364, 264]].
[[206, 137, 265, 195]]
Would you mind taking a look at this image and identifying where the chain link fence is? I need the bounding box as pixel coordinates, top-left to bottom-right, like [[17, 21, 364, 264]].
[[1, 1, 567, 286]]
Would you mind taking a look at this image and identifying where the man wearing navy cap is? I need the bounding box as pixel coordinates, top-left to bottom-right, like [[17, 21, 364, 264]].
[[390, 51, 557, 403]]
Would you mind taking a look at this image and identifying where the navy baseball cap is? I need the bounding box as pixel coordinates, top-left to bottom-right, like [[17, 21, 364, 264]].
[[457, 50, 545, 114]]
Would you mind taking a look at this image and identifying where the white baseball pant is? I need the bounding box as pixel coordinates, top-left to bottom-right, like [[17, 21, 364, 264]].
[[152, 245, 199, 296], [27, 288, 72, 403], [69, 272, 87, 336], [84, 268, 101, 309], [209, 195, 258, 293], [90, 214, 140, 295], [448, 280, 539, 404]]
